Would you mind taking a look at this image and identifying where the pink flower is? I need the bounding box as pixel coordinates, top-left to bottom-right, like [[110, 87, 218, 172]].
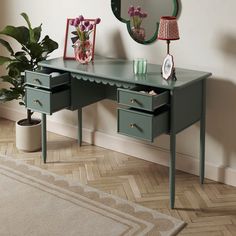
[[87, 24, 93, 30], [70, 19, 75, 25], [94, 18, 101, 24], [141, 12, 148, 18], [80, 24, 86, 32], [128, 5, 148, 30], [71, 15, 100, 43], [129, 12, 134, 17], [134, 10, 140, 16], [78, 15, 84, 21], [128, 6, 134, 12], [73, 18, 80, 27], [84, 20, 90, 27]]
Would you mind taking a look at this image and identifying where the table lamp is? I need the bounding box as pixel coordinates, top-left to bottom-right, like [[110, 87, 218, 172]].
[[158, 16, 179, 80]]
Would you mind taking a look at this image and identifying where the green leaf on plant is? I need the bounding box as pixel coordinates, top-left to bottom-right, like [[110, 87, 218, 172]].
[[71, 31, 78, 36], [0, 38, 14, 55], [0, 75, 17, 86], [21, 12, 35, 43], [41, 35, 58, 53], [14, 51, 29, 63], [33, 24, 42, 42], [27, 42, 44, 59], [71, 36, 78, 44], [0, 26, 29, 45], [0, 56, 11, 65]]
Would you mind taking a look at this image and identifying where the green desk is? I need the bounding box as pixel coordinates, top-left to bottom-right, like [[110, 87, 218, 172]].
[[25, 56, 211, 208]]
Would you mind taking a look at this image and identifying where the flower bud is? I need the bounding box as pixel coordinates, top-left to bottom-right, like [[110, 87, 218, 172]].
[[128, 5, 134, 12], [70, 19, 75, 25], [74, 18, 80, 27], [80, 24, 86, 32], [129, 12, 134, 17], [94, 18, 101, 24], [87, 24, 93, 30], [78, 15, 84, 21], [84, 20, 90, 27], [134, 10, 140, 16], [141, 12, 148, 18]]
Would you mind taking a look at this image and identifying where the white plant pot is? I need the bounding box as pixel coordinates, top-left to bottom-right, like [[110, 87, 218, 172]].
[[16, 119, 41, 152]]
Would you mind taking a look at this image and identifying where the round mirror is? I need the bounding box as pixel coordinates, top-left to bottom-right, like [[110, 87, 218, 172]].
[[111, 0, 179, 44]]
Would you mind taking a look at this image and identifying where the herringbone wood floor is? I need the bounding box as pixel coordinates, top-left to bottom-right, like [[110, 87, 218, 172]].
[[1, 118, 236, 235]]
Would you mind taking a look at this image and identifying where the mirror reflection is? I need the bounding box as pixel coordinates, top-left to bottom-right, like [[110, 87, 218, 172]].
[[111, 0, 179, 44]]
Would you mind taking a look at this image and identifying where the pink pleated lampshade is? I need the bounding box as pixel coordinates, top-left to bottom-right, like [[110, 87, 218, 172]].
[[158, 16, 179, 41]]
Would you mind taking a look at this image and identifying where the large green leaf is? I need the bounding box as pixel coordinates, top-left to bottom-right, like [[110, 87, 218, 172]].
[[0, 75, 17, 86], [41, 35, 58, 53], [21, 13, 32, 29], [21, 12, 35, 43], [27, 42, 43, 59], [33, 24, 42, 43], [0, 38, 14, 55], [0, 26, 29, 45], [0, 88, 21, 102], [0, 56, 11, 65], [14, 51, 29, 64], [6, 59, 31, 79]]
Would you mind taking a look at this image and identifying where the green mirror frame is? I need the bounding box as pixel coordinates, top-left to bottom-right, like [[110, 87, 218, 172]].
[[111, 0, 179, 44]]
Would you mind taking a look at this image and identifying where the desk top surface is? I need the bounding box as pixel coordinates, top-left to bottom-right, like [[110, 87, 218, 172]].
[[39, 56, 211, 90]]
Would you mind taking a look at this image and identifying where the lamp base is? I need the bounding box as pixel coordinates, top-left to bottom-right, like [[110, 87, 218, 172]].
[[161, 54, 177, 81], [172, 68, 177, 81]]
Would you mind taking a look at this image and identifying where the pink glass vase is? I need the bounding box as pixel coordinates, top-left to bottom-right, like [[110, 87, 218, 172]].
[[74, 39, 93, 64], [131, 27, 145, 42]]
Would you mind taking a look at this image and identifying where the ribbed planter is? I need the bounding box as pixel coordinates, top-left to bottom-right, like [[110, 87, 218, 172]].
[[16, 119, 41, 152]]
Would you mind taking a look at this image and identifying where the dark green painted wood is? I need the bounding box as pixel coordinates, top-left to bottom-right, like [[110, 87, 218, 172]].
[[118, 87, 169, 111], [170, 133, 176, 209], [25, 70, 70, 89], [26, 86, 70, 115], [172, 80, 203, 134], [117, 108, 169, 142], [105, 85, 120, 101], [70, 77, 106, 110], [33, 56, 212, 209], [200, 80, 206, 184], [170, 90, 176, 209], [41, 113, 47, 163], [78, 108, 82, 146], [38, 57, 212, 90]]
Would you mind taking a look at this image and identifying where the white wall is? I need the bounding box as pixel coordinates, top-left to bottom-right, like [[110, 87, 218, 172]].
[[1, 0, 236, 184]]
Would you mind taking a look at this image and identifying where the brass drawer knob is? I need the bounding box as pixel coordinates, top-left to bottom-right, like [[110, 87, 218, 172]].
[[129, 123, 136, 128], [33, 79, 42, 84], [33, 99, 42, 106], [130, 98, 136, 104]]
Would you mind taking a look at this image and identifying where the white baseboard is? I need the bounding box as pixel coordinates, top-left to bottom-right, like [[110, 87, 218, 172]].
[[1, 105, 236, 187]]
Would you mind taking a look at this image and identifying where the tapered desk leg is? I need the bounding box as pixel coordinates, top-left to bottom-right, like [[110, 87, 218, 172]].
[[200, 80, 206, 184], [170, 133, 176, 209], [41, 113, 47, 163], [170, 90, 176, 209], [78, 108, 82, 146]]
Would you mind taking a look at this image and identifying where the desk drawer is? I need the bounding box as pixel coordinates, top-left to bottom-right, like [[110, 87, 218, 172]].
[[118, 87, 169, 112], [26, 86, 70, 114], [117, 107, 169, 142], [25, 70, 70, 89]]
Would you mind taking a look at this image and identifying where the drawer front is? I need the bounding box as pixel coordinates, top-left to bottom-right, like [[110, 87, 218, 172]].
[[25, 70, 70, 89], [117, 108, 169, 142], [118, 88, 169, 112], [26, 87, 70, 114]]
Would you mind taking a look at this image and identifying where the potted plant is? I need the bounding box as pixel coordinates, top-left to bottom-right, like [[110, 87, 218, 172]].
[[0, 13, 58, 151]]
